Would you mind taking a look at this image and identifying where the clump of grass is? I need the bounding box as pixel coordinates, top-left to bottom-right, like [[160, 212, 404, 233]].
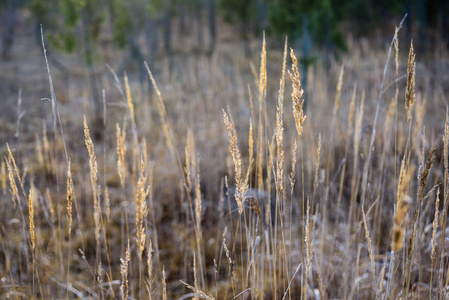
[[4, 16, 449, 300]]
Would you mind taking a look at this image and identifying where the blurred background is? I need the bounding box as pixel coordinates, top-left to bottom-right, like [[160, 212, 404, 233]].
[[1, 0, 449, 110]]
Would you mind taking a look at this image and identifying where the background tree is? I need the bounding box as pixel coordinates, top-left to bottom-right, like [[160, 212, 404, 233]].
[[219, 0, 258, 57], [1, 0, 22, 60], [268, 0, 346, 109], [30, 0, 107, 116]]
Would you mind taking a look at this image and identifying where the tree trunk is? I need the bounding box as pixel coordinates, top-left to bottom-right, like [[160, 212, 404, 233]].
[[256, 1, 268, 35], [178, 2, 186, 35], [417, 0, 426, 53], [302, 16, 311, 111], [405, 0, 413, 45], [1, 0, 19, 60], [82, 10, 101, 119], [207, 0, 216, 55], [197, 6, 204, 51], [163, 5, 173, 74], [145, 18, 158, 72]]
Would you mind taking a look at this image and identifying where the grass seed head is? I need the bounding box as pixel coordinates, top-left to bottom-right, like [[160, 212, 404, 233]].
[[405, 41, 416, 122]]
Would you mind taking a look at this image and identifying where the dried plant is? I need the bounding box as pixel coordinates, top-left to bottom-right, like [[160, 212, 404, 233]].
[[256, 33, 267, 192], [222, 109, 245, 214], [67, 158, 73, 235], [162, 266, 167, 300], [84, 116, 100, 251], [124, 73, 136, 129], [28, 186, 36, 251], [120, 241, 131, 300], [405, 41, 416, 122], [117, 123, 127, 187], [5, 157, 18, 207], [136, 157, 149, 257], [105, 186, 110, 224], [289, 49, 306, 138], [334, 64, 344, 117]]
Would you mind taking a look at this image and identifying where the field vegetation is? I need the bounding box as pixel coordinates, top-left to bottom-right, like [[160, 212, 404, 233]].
[[1, 4, 449, 299]]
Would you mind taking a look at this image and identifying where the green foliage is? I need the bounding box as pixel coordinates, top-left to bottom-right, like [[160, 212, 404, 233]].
[[219, 0, 257, 26], [29, 0, 106, 53], [267, 0, 346, 51]]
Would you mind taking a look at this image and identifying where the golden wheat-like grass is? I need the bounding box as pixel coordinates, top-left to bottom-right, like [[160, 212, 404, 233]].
[[120, 240, 130, 300], [136, 157, 149, 257], [117, 123, 127, 187], [334, 64, 344, 117], [67, 158, 73, 235], [83, 116, 101, 249], [257, 33, 267, 186], [5, 157, 18, 208], [405, 41, 416, 122], [222, 109, 245, 214], [28, 186, 35, 251], [289, 49, 306, 138]]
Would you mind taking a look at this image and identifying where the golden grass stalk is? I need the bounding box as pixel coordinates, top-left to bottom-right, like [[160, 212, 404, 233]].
[[354, 91, 365, 163], [5, 157, 18, 208], [135, 157, 149, 297], [275, 38, 287, 205], [195, 173, 202, 235], [144, 62, 177, 159], [289, 139, 297, 194], [193, 253, 198, 300], [289, 49, 306, 138], [35, 133, 44, 168], [391, 195, 410, 252], [105, 186, 110, 224], [120, 240, 130, 300], [377, 261, 387, 298], [42, 121, 53, 174], [162, 266, 167, 300], [333, 64, 344, 117], [117, 123, 127, 187], [194, 170, 206, 288], [256, 32, 267, 192], [136, 157, 149, 257], [405, 41, 416, 123], [180, 280, 215, 300], [124, 73, 136, 129], [361, 206, 375, 281], [429, 187, 440, 297], [67, 158, 73, 235], [83, 116, 100, 252], [313, 134, 322, 193], [442, 110, 449, 239], [274, 44, 288, 292], [303, 197, 313, 299], [7, 143, 25, 197], [348, 84, 357, 132], [45, 188, 55, 224], [248, 120, 253, 165], [66, 157, 73, 298], [1, 159, 5, 193], [28, 186, 35, 251], [392, 153, 415, 252], [147, 240, 153, 300], [405, 144, 435, 294], [266, 134, 275, 226], [222, 109, 245, 214]]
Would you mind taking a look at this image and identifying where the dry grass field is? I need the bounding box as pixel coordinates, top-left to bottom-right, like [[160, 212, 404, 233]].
[[1, 15, 449, 299]]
